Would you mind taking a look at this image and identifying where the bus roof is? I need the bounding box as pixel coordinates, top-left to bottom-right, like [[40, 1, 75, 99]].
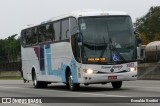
[[23, 9, 129, 29], [48, 9, 128, 22]]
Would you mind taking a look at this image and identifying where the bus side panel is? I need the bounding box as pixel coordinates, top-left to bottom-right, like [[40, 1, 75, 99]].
[[33, 46, 46, 81], [21, 42, 79, 83], [44, 44, 62, 82], [21, 46, 40, 81], [44, 42, 78, 83]]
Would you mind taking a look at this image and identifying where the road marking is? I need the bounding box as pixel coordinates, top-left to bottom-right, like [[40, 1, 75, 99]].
[[74, 92, 130, 97], [0, 85, 129, 97], [1, 85, 160, 97], [20, 103, 41, 106], [35, 88, 130, 97], [125, 86, 160, 89]]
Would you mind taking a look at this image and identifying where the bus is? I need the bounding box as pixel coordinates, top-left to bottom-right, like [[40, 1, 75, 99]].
[[21, 10, 138, 91]]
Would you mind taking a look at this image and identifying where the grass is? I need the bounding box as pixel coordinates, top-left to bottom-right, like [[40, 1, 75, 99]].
[[0, 76, 21, 80]]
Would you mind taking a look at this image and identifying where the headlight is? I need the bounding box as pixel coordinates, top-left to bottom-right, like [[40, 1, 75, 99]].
[[130, 67, 137, 72], [83, 69, 94, 74]]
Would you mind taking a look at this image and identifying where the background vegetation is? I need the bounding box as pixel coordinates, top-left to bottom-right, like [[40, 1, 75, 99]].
[[0, 34, 20, 63], [134, 6, 160, 45], [0, 34, 21, 71]]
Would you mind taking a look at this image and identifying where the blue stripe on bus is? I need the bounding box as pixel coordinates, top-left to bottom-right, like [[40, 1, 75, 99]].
[[40, 45, 45, 75], [45, 44, 78, 83]]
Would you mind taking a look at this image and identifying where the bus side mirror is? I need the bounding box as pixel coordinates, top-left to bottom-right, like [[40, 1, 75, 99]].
[[134, 31, 142, 47], [77, 33, 82, 46], [135, 32, 143, 60], [137, 36, 142, 47]]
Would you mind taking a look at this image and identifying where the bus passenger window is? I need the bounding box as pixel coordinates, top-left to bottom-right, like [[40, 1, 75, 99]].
[[53, 21, 60, 41], [31, 28, 38, 44], [62, 19, 69, 40], [45, 23, 55, 42], [70, 17, 77, 36], [21, 31, 26, 47], [37, 26, 45, 43], [25, 29, 32, 46]]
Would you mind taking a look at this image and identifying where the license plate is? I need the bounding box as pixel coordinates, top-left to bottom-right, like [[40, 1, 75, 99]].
[[108, 76, 117, 80]]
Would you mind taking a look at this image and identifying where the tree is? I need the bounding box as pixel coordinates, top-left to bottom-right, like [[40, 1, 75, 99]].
[[140, 32, 150, 45], [153, 33, 160, 41], [0, 34, 21, 63], [134, 6, 160, 44]]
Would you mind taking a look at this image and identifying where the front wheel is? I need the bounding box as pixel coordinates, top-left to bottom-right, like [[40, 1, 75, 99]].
[[111, 81, 122, 89], [67, 72, 79, 91]]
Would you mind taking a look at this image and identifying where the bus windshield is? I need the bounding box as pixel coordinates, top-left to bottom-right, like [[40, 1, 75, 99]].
[[78, 16, 136, 64]]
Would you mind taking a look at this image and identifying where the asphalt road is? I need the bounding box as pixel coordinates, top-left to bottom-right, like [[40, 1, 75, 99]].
[[0, 80, 160, 106]]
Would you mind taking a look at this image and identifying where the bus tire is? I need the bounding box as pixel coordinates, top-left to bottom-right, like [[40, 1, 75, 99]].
[[32, 71, 47, 88], [84, 84, 89, 86], [111, 81, 122, 89], [40, 82, 48, 88], [67, 71, 79, 91]]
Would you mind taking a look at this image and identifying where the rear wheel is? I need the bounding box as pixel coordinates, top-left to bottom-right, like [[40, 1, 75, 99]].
[[32, 71, 48, 88], [33, 71, 39, 88], [67, 71, 79, 91], [111, 81, 122, 89]]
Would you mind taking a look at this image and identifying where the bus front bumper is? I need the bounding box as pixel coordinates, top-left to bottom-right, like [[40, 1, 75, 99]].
[[81, 71, 137, 84]]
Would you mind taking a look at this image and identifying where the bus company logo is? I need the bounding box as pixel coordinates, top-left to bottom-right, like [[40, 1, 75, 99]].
[[101, 65, 123, 70], [112, 65, 123, 70], [101, 66, 111, 69], [110, 68, 114, 72], [2, 98, 11, 103]]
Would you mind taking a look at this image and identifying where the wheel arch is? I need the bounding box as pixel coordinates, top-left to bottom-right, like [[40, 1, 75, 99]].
[[31, 66, 36, 81], [65, 66, 71, 82]]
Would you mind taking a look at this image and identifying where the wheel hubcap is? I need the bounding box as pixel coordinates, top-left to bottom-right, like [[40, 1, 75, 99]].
[[34, 74, 37, 86], [69, 75, 73, 89]]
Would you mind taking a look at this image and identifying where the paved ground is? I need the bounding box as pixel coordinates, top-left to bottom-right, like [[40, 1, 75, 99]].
[[0, 80, 160, 106]]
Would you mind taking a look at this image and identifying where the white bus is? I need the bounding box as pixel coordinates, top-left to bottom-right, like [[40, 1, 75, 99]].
[[21, 10, 138, 91]]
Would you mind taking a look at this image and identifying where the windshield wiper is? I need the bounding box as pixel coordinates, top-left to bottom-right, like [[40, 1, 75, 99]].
[[97, 36, 108, 63]]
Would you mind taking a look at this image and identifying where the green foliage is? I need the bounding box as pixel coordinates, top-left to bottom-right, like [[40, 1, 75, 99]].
[[0, 34, 21, 63], [134, 6, 160, 44], [140, 33, 150, 45]]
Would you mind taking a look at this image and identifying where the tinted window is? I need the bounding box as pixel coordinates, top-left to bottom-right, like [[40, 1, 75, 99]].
[[21, 31, 26, 47], [70, 17, 77, 36], [31, 28, 38, 44], [53, 21, 60, 41], [45, 23, 55, 42], [37, 26, 46, 43], [21, 17, 76, 47], [25, 29, 32, 45], [61, 19, 69, 40], [79, 16, 136, 63]]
